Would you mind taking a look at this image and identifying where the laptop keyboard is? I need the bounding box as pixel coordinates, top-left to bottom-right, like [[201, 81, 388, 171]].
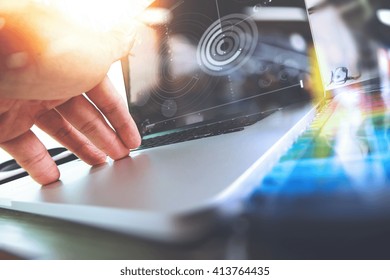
[[138, 112, 273, 150]]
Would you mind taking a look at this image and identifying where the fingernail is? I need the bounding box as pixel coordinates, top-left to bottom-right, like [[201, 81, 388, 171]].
[[5, 52, 30, 69], [0, 17, 5, 29]]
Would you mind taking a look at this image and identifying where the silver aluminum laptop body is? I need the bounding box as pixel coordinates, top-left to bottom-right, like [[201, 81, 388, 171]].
[[0, 0, 324, 242]]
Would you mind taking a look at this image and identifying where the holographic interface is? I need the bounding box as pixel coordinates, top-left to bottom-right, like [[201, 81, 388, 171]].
[[127, 0, 319, 136]]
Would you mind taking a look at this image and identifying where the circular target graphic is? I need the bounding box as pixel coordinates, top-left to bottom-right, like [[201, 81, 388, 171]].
[[197, 14, 258, 76]]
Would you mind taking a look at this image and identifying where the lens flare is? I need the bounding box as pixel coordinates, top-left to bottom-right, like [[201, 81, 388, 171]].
[[33, 0, 154, 31]]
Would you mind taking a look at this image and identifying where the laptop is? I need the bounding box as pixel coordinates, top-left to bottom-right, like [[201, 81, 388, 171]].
[[0, 0, 325, 242]]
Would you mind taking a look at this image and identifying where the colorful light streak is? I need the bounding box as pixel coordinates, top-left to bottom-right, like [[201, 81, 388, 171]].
[[252, 81, 390, 198]]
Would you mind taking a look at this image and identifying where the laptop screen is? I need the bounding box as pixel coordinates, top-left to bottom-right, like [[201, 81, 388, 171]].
[[125, 0, 321, 137]]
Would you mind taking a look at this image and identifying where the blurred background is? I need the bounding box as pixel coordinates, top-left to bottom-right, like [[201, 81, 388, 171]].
[[246, 0, 390, 259], [306, 0, 390, 89]]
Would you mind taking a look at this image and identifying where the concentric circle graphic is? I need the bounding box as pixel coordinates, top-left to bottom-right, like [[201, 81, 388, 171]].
[[197, 14, 258, 76], [136, 12, 219, 114]]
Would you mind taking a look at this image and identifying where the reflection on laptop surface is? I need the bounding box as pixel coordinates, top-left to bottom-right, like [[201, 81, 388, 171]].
[[0, 0, 325, 242]]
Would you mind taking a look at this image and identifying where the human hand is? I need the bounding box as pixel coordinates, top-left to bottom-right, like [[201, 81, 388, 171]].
[[0, 76, 142, 185], [0, 1, 144, 184]]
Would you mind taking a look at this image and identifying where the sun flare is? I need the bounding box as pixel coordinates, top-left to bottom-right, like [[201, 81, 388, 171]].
[[26, 0, 155, 32]]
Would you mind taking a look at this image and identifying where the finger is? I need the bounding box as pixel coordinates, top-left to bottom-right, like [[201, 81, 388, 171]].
[[87, 76, 141, 149], [36, 109, 107, 165], [0, 130, 60, 185], [56, 95, 130, 160]]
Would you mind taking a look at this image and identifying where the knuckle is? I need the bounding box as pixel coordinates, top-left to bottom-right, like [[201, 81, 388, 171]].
[[54, 123, 74, 140], [101, 100, 120, 116], [73, 140, 94, 155], [79, 117, 100, 135], [18, 149, 48, 169]]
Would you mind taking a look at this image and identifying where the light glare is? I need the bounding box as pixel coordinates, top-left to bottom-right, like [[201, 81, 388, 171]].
[[378, 9, 390, 26], [34, 0, 155, 31]]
